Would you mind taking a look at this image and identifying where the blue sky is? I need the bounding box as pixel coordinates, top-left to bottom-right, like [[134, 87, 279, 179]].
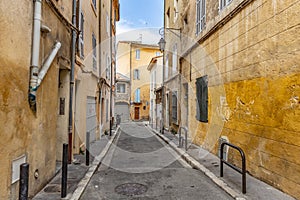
[[116, 0, 164, 44]]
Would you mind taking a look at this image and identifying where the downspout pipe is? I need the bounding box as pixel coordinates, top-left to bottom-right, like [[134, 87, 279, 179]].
[[109, 0, 113, 136], [68, 0, 77, 163], [37, 42, 61, 87], [29, 0, 42, 112]]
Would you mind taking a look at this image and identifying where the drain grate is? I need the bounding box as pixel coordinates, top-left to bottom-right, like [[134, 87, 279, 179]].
[[44, 185, 61, 193], [115, 183, 148, 196]]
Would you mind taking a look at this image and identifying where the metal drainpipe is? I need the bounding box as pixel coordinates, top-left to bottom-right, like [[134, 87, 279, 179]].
[[161, 0, 166, 134], [68, 0, 77, 163], [98, 0, 102, 134], [109, 0, 113, 136], [29, 0, 42, 112]]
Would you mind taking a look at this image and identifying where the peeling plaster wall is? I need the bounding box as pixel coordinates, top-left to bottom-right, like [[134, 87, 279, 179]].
[[180, 0, 300, 198]]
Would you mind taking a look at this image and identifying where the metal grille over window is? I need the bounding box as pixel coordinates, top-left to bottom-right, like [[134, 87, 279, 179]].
[[196, 0, 206, 35]]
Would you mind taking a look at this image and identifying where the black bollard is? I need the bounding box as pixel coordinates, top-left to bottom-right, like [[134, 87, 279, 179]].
[[86, 132, 90, 166], [19, 163, 29, 200], [61, 143, 68, 198]]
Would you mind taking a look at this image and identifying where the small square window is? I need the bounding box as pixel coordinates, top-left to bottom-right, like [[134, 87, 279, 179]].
[[117, 83, 126, 93]]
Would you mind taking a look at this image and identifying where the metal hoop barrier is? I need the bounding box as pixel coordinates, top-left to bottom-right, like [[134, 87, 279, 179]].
[[220, 142, 246, 194]]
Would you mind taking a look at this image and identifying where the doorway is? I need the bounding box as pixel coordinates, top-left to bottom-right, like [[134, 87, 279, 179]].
[[134, 107, 140, 120]]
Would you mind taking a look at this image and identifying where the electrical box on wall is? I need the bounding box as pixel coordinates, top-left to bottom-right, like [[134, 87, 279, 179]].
[[11, 155, 26, 184]]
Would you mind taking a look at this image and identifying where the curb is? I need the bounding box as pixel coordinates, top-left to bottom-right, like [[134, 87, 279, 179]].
[[150, 127, 246, 200], [68, 126, 120, 200]]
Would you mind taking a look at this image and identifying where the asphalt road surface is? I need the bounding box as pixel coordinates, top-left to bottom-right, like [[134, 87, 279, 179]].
[[80, 122, 233, 200]]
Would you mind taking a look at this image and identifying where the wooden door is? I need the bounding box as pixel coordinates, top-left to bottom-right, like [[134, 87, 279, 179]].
[[134, 107, 139, 120]]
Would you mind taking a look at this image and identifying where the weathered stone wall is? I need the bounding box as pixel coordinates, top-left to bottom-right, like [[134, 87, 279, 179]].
[[181, 0, 300, 198]]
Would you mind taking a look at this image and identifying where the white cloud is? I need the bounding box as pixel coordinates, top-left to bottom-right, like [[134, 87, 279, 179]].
[[138, 19, 148, 25], [116, 28, 161, 45]]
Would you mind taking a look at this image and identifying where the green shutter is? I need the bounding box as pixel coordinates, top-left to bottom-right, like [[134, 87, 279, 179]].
[[196, 75, 208, 122]]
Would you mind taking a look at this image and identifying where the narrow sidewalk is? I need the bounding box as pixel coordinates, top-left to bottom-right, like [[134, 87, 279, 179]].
[[148, 125, 295, 200], [32, 128, 119, 200]]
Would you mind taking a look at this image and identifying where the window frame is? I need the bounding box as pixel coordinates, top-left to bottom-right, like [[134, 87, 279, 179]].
[[196, 0, 206, 35], [92, 33, 97, 71], [79, 12, 85, 58], [135, 49, 141, 60], [135, 88, 141, 103], [133, 69, 140, 80], [172, 43, 177, 74], [117, 83, 126, 93], [219, 0, 233, 11], [172, 91, 178, 122], [92, 0, 96, 9]]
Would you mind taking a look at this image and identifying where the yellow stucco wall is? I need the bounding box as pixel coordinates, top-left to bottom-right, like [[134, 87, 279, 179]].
[[181, 0, 300, 198], [0, 0, 72, 198], [117, 42, 159, 120], [130, 45, 159, 120]]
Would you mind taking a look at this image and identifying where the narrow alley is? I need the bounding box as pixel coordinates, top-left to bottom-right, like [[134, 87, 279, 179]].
[[80, 122, 232, 200]]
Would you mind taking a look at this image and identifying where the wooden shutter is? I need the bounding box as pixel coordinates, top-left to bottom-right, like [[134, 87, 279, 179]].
[[196, 75, 208, 122]]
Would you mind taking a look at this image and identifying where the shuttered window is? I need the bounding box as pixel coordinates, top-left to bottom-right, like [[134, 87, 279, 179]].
[[196, 0, 206, 35], [79, 12, 84, 58], [92, 34, 97, 71], [196, 75, 208, 122], [135, 88, 141, 103], [172, 91, 177, 122]]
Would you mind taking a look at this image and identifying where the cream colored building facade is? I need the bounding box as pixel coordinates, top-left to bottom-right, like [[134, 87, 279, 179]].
[[165, 0, 300, 198], [0, 0, 119, 199], [148, 56, 163, 131], [164, 0, 182, 133]]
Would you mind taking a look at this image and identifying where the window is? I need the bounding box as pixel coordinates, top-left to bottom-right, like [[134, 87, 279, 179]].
[[165, 54, 169, 79], [79, 12, 84, 58], [135, 88, 141, 103], [156, 51, 160, 56], [196, 0, 206, 35], [166, 8, 170, 28], [172, 44, 177, 74], [106, 99, 109, 122], [133, 69, 140, 80], [172, 91, 178, 122], [106, 13, 110, 35], [219, 0, 232, 11], [174, 0, 178, 22], [136, 49, 140, 59], [196, 75, 208, 122], [92, 34, 97, 71], [117, 83, 126, 93], [92, 0, 96, 9], [106, 55, 110, 79]]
